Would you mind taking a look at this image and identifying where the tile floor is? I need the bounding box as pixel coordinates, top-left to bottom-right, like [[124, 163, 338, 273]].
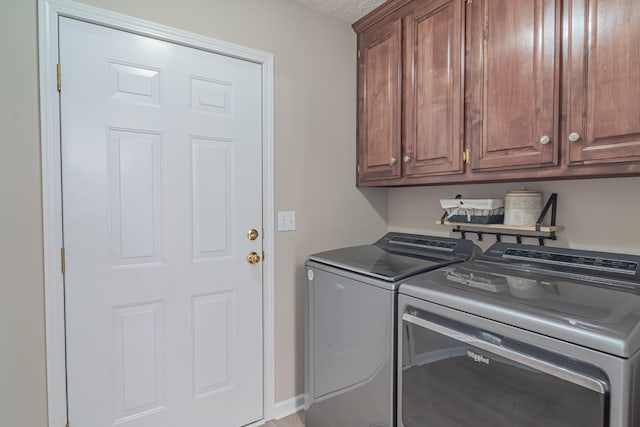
[[263, 412, 305, 427]]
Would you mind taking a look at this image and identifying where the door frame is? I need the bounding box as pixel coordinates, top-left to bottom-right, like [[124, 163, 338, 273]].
[[37, 1, 275, 426]]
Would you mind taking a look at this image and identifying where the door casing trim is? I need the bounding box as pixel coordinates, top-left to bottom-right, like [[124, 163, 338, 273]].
[[37, 1, 276, 425]]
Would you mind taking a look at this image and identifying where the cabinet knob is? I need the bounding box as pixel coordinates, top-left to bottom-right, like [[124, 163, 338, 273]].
[[539, 135, 551, 145], [389, 157, 398, 165], [403, 155, 412, 163], [568, 132, 581, 142]]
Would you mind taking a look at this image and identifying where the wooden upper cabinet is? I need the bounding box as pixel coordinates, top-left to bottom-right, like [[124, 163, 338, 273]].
[[566, 0, 640, 165], [357, 18, 403, 184], [467, 0, 561, 172], [403, 0, 464, 177], [354, 0, 640, 186]]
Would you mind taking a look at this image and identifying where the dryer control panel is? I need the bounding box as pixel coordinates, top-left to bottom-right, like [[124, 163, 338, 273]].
[[482, 242, 640, 282]]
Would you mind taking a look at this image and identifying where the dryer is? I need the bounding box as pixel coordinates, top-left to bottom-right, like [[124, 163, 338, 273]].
[[398, 242, 640, 427]]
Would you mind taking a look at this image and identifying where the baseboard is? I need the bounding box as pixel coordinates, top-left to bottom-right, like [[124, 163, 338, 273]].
[[274, 393, 308, 420]]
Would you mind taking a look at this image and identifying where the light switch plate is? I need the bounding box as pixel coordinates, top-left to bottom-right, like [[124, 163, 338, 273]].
[[278, 211, 296, 231]]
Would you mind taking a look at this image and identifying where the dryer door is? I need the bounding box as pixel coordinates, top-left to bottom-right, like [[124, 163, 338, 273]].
[[400, 308, 608, 427]]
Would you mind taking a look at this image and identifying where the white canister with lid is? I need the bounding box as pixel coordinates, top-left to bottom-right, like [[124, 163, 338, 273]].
[[504, 189, 543, 226]]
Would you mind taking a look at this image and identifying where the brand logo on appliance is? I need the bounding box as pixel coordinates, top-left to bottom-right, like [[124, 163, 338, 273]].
[[467, 350, 490, 365]]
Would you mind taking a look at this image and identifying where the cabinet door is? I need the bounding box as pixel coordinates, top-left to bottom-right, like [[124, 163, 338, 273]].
[[403, 0, 464, 177], [357, 18, 402, 183], [467, 0, 561, 172], [566, 0, 640, 165]]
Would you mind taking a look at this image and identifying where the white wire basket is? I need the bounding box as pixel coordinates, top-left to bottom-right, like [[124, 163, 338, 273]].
[[440, 198, 505, 224]]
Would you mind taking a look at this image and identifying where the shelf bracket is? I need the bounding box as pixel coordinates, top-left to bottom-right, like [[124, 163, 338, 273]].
[[535, 193, 558, 232]]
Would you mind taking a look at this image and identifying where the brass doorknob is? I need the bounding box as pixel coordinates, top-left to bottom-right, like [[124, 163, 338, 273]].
[[247, 229, 259, 240], [247, 252, 261, 264]]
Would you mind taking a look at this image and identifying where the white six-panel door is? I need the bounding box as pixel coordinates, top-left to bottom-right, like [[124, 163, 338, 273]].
[[59, 17, 263, 427]]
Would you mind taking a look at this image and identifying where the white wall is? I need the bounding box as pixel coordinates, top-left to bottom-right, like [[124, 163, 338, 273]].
[[0, 0, 388, 424], [0, 2, 48, 427], [388, 177, 640, 255]]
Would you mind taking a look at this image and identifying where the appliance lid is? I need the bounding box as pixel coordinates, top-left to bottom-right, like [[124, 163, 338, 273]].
[[400, 243, 640, 358], [308, 233, 479, 282]]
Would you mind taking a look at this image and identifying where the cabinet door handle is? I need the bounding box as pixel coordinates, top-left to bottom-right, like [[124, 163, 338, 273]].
[[540, 135, 551, 145], [403, 155, 412, 163], [389, 157, 398, 165], [568, 132, 581, 142], [463, 149, 471, 163]]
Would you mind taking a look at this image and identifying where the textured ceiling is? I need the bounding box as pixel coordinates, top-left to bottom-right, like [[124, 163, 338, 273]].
[[288, 0, 386, 24]]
